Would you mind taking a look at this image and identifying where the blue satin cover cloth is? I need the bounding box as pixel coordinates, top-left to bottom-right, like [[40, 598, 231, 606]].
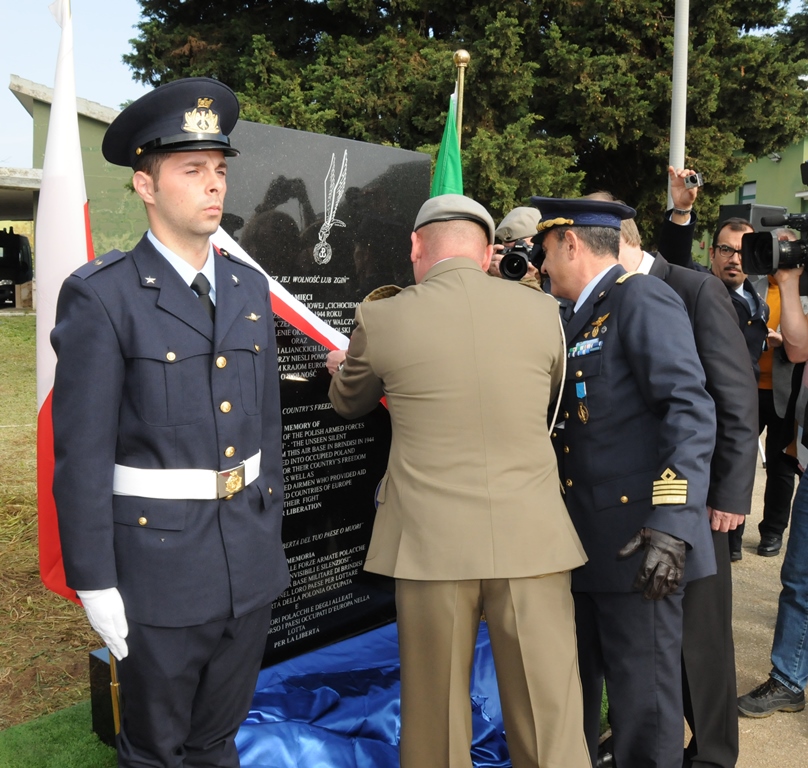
[[237, 621, 512, 767]]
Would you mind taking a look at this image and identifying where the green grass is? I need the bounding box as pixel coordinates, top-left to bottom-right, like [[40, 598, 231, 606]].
[[0, 701, 115, 768], [0, 315, 99, 733]]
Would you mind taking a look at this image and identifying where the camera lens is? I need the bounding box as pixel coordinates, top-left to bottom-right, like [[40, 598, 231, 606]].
[[500, 252, 529, 281]]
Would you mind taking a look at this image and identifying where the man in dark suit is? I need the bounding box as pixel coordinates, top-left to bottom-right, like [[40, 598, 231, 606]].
[[534, 196, 717, 768], [661, 167, 773, 562], [618, 214, 758, 768], [51, 78, 289, 767]]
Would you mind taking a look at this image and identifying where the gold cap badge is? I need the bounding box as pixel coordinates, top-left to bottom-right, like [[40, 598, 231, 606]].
[[182, 97, 221, 135]]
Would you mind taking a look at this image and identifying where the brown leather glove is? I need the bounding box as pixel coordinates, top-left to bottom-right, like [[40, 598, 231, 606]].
[[618, 527, 686, 600]]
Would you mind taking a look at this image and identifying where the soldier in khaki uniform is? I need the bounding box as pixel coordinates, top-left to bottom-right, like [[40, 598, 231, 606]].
[[327, 195, 590, 768]]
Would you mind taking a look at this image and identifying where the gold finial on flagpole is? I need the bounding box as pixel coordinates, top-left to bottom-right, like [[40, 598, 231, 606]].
[[453, 49, 470, 149]]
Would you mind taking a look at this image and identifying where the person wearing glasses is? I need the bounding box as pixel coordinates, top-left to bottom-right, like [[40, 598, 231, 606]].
[[701, 220, 773, 565], [706, 218, 770, 378]]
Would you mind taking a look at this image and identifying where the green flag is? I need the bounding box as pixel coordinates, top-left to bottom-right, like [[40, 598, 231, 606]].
[[430, 91, 463, 197]]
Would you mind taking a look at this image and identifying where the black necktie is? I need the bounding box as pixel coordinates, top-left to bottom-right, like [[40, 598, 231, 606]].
[[559, 299, 575, 323], [190, 272, 215, 321]]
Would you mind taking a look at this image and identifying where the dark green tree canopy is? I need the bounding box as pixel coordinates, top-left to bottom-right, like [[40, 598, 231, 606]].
[[124, 0, 808, 244]]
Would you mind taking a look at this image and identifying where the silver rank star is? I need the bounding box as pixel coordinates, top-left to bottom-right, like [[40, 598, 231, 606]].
[[144, 276, 156, 284], [231, 274, 239, 285]]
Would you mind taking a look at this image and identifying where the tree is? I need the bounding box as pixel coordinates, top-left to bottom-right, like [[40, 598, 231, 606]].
[[124, 1, 808, 237]]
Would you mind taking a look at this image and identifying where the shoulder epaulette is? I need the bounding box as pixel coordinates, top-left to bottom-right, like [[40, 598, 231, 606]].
[[73, 250, 126, 280], [517, 276, 544, 293], [615, 270, 640, 284], [215, 245, 264, 276], [364, 285, 403, 302]]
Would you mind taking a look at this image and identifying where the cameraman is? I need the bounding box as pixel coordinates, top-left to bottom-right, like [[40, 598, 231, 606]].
[[737, 263, 808, 717]]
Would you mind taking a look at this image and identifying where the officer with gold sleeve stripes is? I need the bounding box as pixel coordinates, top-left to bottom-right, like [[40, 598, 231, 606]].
[[50, 78, 289, 767], [532, 196, 717, 768]]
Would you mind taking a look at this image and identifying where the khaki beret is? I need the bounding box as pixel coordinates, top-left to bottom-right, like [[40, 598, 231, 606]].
[[413, 194, 495, 244], [495, 207, 542, 242]]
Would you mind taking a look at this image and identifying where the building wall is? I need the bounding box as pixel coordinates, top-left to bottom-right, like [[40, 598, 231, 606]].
[[720, 139, 808, 215], [32, 100, 147, 256]]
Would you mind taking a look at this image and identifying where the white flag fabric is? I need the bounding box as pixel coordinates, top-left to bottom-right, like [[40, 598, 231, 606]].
[[211, 227, 349, 351], [37, 0, 94, 600]]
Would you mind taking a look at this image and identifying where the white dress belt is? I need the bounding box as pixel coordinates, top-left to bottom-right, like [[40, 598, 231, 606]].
[[112, 451, 261, 500]]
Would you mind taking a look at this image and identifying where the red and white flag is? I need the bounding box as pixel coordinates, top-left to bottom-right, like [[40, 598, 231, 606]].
[[212, 227, 349, 352], [36, 0, 94, 602]]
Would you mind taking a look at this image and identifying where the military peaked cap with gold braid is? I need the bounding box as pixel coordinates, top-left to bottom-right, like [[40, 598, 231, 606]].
[[103, 77, 240, 168], [529, 196, 636, 239]]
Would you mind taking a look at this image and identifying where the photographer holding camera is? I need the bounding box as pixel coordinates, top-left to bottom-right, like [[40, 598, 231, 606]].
[[488, 206, 542, 285], [662, 168, 781, 565], [737, 259, 808, 718]]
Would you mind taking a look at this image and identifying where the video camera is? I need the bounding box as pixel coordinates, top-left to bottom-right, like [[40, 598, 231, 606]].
[[741, 162, 808, 275], [500, 239, 544, 281]]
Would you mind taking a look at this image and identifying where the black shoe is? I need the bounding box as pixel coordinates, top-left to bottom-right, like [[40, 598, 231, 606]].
[[757, 534, 782, 557], [730, 547, 742, 562], [738, 678, 805, 718]]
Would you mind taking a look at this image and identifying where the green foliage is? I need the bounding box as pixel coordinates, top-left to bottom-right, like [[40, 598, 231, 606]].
[[0, 701, 116, 768], [124, 0, 808, 234]]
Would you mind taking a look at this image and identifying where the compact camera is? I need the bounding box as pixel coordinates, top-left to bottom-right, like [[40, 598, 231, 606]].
[[684, 173, 704, 189]]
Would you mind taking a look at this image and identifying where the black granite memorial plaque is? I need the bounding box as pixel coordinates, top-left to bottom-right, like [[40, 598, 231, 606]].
[[225, 121, 431, 665]]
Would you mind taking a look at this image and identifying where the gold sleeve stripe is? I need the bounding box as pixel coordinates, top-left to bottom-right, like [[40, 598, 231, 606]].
[[653, 493, 688, 505], [653, 469, 687, 505]]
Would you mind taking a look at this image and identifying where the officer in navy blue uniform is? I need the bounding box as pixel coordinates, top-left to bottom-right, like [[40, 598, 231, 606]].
[[51, 78, 289, 767], [533, 197, 717, 768]]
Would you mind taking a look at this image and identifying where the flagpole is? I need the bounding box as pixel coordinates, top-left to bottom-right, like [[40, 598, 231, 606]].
[[36, 0, 94, 602], [453, 50, 470, 149], [668, 0, 690, 207]]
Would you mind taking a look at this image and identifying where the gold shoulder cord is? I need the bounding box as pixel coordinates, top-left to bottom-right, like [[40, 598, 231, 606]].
[[615, 270, 640, 284]]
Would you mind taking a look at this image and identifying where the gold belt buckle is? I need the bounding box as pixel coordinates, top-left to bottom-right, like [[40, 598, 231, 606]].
[[217, 462, 245, 498]]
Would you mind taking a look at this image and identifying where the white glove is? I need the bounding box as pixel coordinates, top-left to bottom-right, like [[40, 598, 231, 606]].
[[77, 588, 129, 660]]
